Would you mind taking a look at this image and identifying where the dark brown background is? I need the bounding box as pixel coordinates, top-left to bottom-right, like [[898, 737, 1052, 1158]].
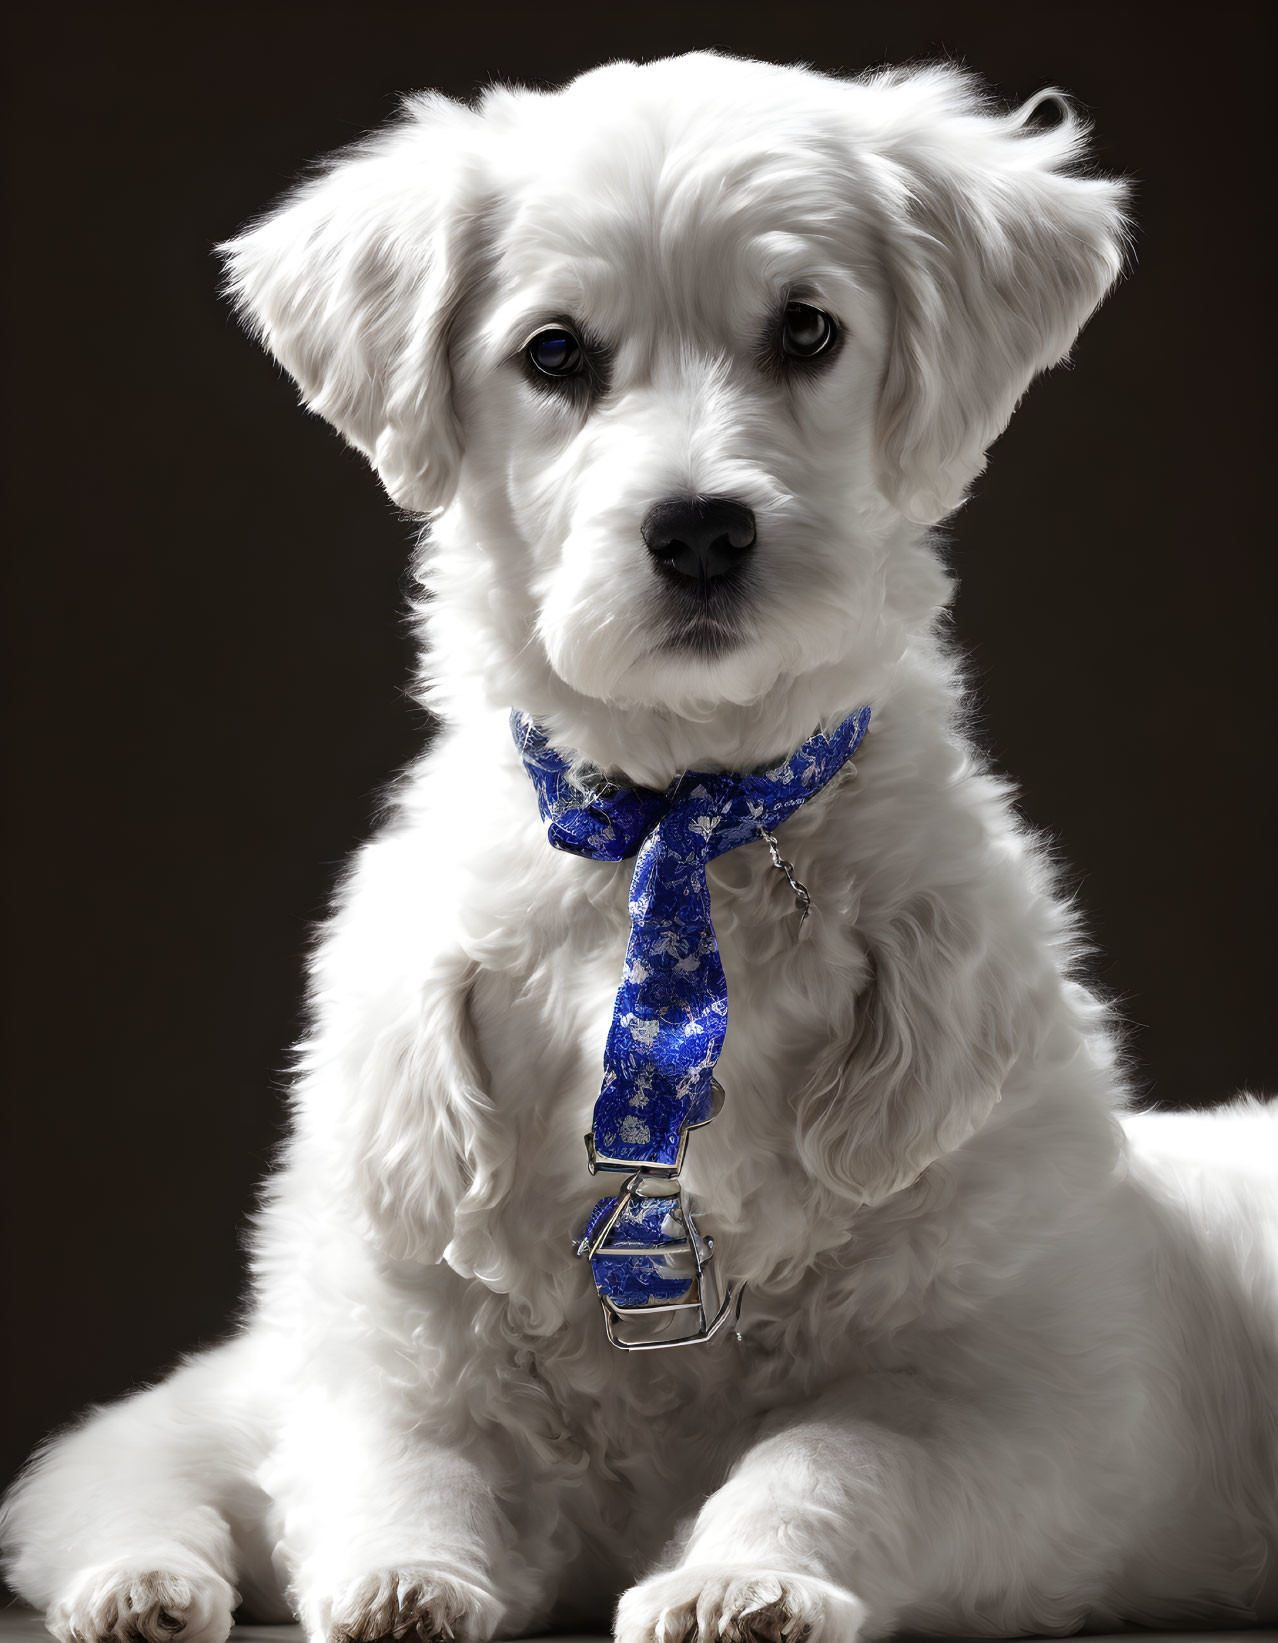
[[2, 1, 1273, 1505]]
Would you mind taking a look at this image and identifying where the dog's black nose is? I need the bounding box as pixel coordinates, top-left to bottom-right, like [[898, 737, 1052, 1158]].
[[641, 496, 757, 583]]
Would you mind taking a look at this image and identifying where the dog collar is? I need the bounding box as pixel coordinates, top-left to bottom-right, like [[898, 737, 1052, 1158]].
[[512, 706, 871, 1351]]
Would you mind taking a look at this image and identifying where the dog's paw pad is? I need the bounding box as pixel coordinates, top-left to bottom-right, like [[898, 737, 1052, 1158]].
[[325, 1567, 500, 1643], [615, 1565, 865, 1643], [49, 1565, 237, 1643]]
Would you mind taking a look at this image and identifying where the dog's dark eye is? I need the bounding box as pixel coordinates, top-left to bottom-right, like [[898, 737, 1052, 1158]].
[[525, 326, 584, 379], [780, 302, 837, 359]]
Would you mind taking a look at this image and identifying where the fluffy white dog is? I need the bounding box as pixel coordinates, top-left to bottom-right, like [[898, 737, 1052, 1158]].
[[4, 50, 1275, 1643]]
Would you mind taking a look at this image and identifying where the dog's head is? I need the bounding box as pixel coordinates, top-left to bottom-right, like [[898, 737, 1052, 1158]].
[[224, 54, 1127, 775]]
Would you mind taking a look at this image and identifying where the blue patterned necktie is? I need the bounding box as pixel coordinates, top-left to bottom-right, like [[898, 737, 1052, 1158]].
[[513, 706, 871, 1348]]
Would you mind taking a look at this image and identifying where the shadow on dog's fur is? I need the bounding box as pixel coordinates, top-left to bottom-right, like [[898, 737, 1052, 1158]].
[[4, 50, 1275, 1643]]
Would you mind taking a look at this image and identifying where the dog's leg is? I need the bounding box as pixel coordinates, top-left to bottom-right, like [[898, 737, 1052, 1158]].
[[270, 1383, 540, 1643], [615, 1370, 1106, 1642], [1, 1337, 279, 1643]]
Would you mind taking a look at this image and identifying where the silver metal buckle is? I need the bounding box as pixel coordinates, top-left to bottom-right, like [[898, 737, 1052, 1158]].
[[584, 1127, 687, 1178], [577, 1171, 744, 1351], [583, 1080, 724, 1176]]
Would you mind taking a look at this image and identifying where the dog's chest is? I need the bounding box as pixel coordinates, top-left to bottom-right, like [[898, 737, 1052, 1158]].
[[474, 837, 850, 1143], [468, 832, 868, 1330]]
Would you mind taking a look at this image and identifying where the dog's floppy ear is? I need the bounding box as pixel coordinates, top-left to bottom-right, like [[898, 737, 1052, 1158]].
[[220, 95, 485, 515], [865, 69, 1130, 524], [795, 885, 1022, 1207]]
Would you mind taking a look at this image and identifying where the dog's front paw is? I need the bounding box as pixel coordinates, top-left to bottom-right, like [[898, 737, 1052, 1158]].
[[47, 1563, 237, 1643], [615, 1565, 866, 1643], [320, 1566, 501, 1643]]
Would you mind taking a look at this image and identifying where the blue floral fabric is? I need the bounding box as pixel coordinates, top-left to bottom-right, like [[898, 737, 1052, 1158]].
[[513, 706, 871, 1307], [577, 1190, 692, 1308]]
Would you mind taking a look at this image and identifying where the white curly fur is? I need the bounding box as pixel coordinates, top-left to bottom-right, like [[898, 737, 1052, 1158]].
[[4, 51, 1275, 1643]]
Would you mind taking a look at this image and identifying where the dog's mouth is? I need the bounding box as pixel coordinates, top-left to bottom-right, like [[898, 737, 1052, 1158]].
[[652, 566, 753, 660]]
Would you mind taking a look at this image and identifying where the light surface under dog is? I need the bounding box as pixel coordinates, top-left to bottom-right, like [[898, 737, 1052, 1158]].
[[1, 1610, 1273, 1643]]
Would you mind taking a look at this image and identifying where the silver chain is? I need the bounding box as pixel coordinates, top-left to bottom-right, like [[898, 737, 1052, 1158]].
[[759, 827, 812, 927]]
